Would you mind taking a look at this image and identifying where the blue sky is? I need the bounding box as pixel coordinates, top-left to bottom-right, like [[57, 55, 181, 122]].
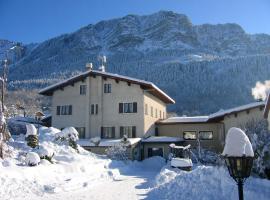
[[0, 0, 270, 43]]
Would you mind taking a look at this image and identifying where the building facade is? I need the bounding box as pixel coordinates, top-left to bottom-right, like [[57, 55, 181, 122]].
[[39, 69, 174, 141], [40, 69, 265, 160]]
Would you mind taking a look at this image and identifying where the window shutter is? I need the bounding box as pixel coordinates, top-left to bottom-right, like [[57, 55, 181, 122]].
[[91, 104, 94, 114], [56, 106, 60, 115], [120, 126, 124, 138], [103, 84, 106, 93], [119, 103, 123, 113], [96, 104, 98, 115], [132, 126, 136, 138], [101, 127, 104, 139], [112, 127, 115, 138], [133, 102, 137, 113], [69, 105, 72, 115]]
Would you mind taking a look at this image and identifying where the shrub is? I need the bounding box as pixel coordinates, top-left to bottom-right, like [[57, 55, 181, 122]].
[[55, 127, 79, 151], [26, 152, 40, 166], [25, 124, 39, 148], [106, 142, 129, 161]]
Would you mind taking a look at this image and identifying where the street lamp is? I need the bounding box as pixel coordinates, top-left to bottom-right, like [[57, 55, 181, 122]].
[[222, 127, 254, 200]]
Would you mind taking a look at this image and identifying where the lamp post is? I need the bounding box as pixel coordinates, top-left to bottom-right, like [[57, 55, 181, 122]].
[[224, 156, 254, 200], [222, 127, 254, 200]]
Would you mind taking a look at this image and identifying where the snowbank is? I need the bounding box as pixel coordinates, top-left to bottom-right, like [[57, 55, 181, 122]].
[[26, 152, 40, 166], [0, 126, 121, 200], [222, 127, 254, 157], [148, 165, 270, 200]]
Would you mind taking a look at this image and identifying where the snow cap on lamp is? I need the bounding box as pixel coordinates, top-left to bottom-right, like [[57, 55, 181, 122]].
[[222, 127, 254, 157]]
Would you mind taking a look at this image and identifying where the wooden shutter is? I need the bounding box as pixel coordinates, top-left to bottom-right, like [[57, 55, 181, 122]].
[[69, 105, 72, 115], [100, 127, 104, 138], [119, 103, 123, 113], [91, 104, 94, 114], [112, 127, 115, 138], [95, 104, 98, 115], [120, 126, 124, 138], [56, 106, 60, 115], [103, 84, 106, 93], [132, 126, 136, 138], [133, 102, 137, 113]]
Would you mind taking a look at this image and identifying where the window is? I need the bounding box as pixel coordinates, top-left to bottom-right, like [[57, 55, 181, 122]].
[[148, 148, 163, 157], [80, 85, 87, 95], [104, 83, 111, 93], [199, 131, 213, 140], [119, 102, 137, 113], [159, 110, 162, 119], [120, 126, 136, 138], [57, 105, 72, 115], [145, 104, 148, 115], [91, 104, 98, 115], [151, 106, 153, 117], [183, 131, 197, 140], [155, 109, 158, 118], [163, 112, 165, 119], [101, 127, 115, 139], [76, 127, 85, 139]]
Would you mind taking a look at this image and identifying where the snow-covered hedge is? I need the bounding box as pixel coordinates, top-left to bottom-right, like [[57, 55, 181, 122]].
[[90, 137, 101, 146], [25, 152, 40, 166], [106, 143, 129, 161], [25, 124, 39, 148], [55, 127, 79, 151], [37, 145, 54, 163]]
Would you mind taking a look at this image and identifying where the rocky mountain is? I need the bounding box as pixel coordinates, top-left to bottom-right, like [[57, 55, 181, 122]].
[[4, 11, 270, 115]]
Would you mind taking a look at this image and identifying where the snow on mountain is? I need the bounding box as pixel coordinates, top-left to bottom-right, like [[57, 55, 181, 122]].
[[5, 11, 270, 114]]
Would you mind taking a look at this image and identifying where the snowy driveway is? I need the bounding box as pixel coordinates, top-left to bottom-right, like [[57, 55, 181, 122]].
[[36, 170, 157, 200]]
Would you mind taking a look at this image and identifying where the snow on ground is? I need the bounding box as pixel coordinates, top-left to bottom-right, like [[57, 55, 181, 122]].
[[147, 165, 270, 200], [0, 126, 269, 200]]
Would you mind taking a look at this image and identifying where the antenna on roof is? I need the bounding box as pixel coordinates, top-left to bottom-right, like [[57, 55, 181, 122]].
[[85, 63, 93, 71], [98, 55, 106, 72]]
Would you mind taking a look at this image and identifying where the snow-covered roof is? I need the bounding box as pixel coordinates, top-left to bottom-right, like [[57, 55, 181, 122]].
[[39, 70, 175, 104], [157, 102, 265, 124], [209, 101, 265, 120], [142, 136, 183, 143], [157, 116, 209, 124], [78, 138, 141, 147]]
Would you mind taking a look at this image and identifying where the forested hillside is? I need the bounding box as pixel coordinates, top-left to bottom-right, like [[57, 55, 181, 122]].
[[2, 11, 270, 115]]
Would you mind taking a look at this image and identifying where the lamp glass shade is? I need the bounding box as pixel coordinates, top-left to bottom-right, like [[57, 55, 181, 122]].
[[225, 156, 253, 181]]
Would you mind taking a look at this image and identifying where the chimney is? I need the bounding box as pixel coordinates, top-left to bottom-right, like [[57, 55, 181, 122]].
[[85, 63, 93, 71], [98, 55, 106, 72]]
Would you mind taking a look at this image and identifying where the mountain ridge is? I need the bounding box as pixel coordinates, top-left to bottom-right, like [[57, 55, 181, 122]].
[[2, 10, 270, 115]]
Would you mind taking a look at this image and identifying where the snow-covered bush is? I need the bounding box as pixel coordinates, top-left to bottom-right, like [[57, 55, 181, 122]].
[[106, 142, 129, 161], [191, 148, 223, 165], [243, 120, 270, 179], [55, 127, 79, 151], [37, 145, 54, 163], [90, 137, 101, 146], [25, 124, 39, 148], [25, 152, 40, 166]]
